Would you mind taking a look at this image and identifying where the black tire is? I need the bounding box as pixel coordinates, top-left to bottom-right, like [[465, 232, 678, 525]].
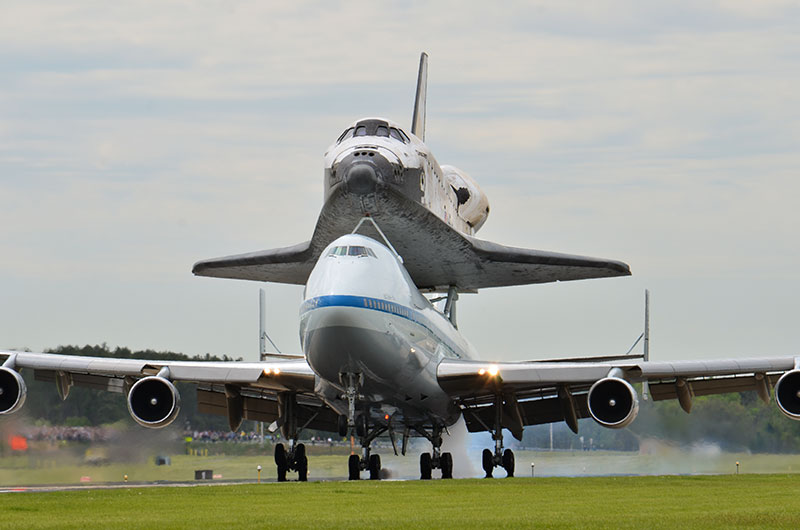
[[348, 454, 361, 480], [355, 415, 367, 438], [420, 452, 432, 480], [369, 453, 382, 480], [295, 443, 308, 482], [440, 452, 453, 479], [337, 415, 348, 437], [502, 449, 515, 478], [274, 443, 288, 482], [482, 448, 494, 478]]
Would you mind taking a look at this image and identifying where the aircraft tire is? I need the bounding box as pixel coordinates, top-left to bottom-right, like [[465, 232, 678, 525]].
[[502, 449, 515, 478], [440, 452, 453, 479], [348, 454, 361, 480], [275, 443, 288, 482], [369, 453, 381, 480], [481, 448, 494, 478], [295, 443, 308, 482], [337, 415, 348, 437], [420, 452, 432, 480]]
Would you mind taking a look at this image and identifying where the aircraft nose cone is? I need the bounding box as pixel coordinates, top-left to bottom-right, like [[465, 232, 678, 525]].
[[345, 162, 378, 195]]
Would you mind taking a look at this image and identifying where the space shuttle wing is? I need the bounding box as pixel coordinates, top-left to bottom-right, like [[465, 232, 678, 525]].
[[192, 240, 314, 284], [461, 236, 631, 289], [437, 355, 799, 439]]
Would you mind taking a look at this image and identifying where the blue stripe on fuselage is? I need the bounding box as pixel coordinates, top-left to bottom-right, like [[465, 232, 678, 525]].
[[300, 295, 461, 358]]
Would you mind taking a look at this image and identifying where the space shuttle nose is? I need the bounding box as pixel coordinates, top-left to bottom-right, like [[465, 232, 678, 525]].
[[345, 162, 378, 195]]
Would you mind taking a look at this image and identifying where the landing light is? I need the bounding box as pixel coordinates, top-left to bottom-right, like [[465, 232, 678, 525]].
[[478, 365, 500, 377], [263, 367, 282, 376]]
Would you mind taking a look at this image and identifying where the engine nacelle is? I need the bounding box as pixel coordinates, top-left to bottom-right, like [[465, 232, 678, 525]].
[[587, 377, 639, 428], [0, 367, 27, 415], [442, 165, 490, 232], [775, 370, 800, 420], [127, 376, 181, 428]]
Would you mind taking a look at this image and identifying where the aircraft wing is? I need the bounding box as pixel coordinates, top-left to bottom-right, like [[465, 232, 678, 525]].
[[191, 241, 314, 284], [460, 236, 630, 289], [191, 191, 630, 290], [437, 356, 799, 440], [0, 350, 339, 432]]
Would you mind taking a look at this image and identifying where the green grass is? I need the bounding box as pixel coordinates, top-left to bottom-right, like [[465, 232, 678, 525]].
[[1, 475, 800, 529]]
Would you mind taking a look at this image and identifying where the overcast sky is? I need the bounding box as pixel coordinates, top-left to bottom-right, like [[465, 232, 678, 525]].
[[1, 2, 798, 363]]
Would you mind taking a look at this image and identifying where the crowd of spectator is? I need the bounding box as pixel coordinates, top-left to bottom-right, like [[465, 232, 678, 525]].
[[20, 425, 117, 443]]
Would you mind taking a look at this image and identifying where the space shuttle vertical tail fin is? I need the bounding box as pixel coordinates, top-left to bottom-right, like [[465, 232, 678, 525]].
[[411, 52, 428, 141]]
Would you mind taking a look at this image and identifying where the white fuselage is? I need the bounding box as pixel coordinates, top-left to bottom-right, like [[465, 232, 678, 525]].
[[299, 233, 477, 427]]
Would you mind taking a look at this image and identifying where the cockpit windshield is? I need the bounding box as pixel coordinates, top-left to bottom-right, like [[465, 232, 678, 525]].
[[337, 120, 410, 144], [327, 245, 377, 258]]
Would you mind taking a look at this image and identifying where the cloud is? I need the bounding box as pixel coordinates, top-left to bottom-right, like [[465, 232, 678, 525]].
[[1, 2, 798, 360]]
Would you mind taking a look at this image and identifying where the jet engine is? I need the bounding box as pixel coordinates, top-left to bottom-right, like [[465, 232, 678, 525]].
[[127, 376, 181, 428], [775, 370, 800, 420], [587, 377, 639, 428], [0, 367, 27, 415], [442, 165, 490, 232]]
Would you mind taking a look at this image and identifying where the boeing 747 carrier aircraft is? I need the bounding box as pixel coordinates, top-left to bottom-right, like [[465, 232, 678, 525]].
[[2, 54, 799, 481]]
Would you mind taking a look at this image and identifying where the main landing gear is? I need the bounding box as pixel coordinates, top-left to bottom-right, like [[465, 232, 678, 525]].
[[274, 440, 308, 482], [273, 392, 309, 482], [414, 424, 453, 480], [341, 373, 387, 480], [481, 394, 515, 478]]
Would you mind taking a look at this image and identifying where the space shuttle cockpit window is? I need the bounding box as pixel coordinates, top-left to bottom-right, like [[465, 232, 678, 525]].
[[376, 125, 389, 137], [389, 128, 408, 143], [337, 127, 354, 143], [354, 126, 368, 137]]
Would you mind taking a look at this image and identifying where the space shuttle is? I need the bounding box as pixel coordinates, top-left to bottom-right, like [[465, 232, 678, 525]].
[[192, 53, 630, 293]]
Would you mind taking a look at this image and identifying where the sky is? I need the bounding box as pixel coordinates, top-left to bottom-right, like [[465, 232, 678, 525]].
[[1, 1, 798, 363]]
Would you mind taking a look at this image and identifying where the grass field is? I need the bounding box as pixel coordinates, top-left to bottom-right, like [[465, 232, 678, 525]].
[[1, 475, 800, 529]]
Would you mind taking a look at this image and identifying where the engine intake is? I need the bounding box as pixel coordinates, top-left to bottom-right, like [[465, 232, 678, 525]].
[[588, 377, 639, 428], [127, 376, 181, 428], [775, 370, 800, 420], [0, 367, 26, 414]]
